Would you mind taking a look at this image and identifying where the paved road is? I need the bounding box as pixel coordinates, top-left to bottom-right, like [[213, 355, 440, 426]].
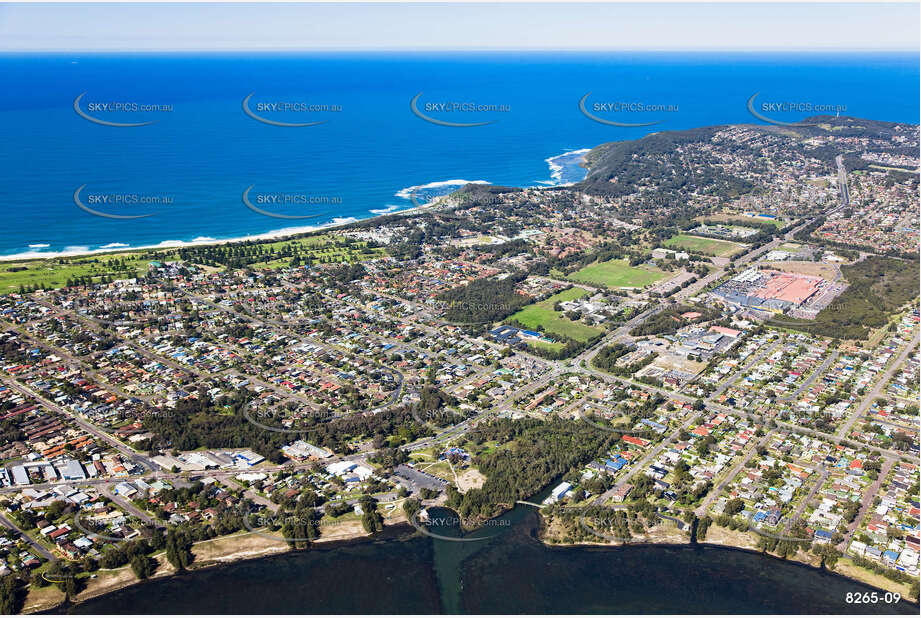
[[777, 350, 840, 403], [838, 457, 895, 551], [0, 511, 54, 560], [673, 266, 724, 302], [243, 487, 277, 510], [783, 465, 830, 534], [703, 397, 915, 464], [100, 485, 158, 525], [406, 409, 492, 452], [836, 154, 850, 207], [0, 376, 158, 473], [1, 196, 914, 534], [594, 411, 700, 505], [0, 316, 160, 407], [695, 430, 775, 518], [836, 331, 920, 439], [179, 289, 406, 409], [710, 340, 782, 400]]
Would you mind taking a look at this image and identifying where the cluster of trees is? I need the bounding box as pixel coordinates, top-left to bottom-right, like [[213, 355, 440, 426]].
[[436, 273, 529, 324], [368, 445, 410, 470], [17, 282, 52, 294], [554, 239, 640, 277], [547, 499, 684, 545], [630, 304, 720, 337], [324, 501, 351, 518], [695, 515, 712, 541], [593, 347, 656, 378], [165, 529, 195, 570], [142, 390, 289, 461], [577, 126, 754, 220], [142, 385, 440, 460], [592, 343, 656, 377], [419, 487, 440, 500], [452, 183, 523, 207], [0, 574, 25, 614], [359, 495, 384, 533], [176, 237, 377, 269], [98, 537, 160, 575], [670, 460, 713, 505], [811, 544, 843, 569], [482, 239, 531, 259], [755, 533, 812, 559], [328, 262, 367, 284], [64, 273, 128, 288], [33, 560, 87, 597], [417, 385, 458, 416], [710, 514, 812, 558], [402, 498, 421, 520], [848, 553, 920, 596], [445, 418, 616, 521], [136, 486, 251, 542], [278, 508, 321, 550], [547, 504, 633, 544], [130, 553, 157, 579], [591, 342, 635, 372]]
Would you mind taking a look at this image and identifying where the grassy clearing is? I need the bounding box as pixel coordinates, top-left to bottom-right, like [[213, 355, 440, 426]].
[[568, 259, 665, 289], [868, 164, 920, 174], [527, 339, 567, 353], [699, 213, 785, 229], [245, 236, 385, 268], [0, 253, 157, 293], [835, 557, 917, 601], [760, 260, 839, 279], [422, 461, 455, 480], [664, 234, 743, 257], [0, 233, 384, 294], [510, 287, 603, 343], [189, 529, 288, 563]]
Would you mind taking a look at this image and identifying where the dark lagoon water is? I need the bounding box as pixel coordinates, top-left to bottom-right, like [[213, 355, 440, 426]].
[[67, 504, 918, 615]]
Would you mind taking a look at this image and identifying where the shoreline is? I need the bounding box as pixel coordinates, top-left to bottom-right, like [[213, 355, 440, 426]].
[[543, 534, 919, 604], [1, 149, 589, 263], [24, 518, 415, 614], [537, 519, 919, 604], [22, 514, 918, 614], [1, 215, 377, 263]]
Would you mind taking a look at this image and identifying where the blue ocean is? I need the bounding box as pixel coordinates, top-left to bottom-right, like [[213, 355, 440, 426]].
[[0, 52, 917, 257]]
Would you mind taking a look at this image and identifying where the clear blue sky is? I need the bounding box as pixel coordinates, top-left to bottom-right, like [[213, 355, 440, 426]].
[[0, 2, 917, 51]]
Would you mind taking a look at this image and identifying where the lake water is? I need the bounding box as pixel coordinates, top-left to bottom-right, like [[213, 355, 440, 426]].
[[67, 505, 918, 615]]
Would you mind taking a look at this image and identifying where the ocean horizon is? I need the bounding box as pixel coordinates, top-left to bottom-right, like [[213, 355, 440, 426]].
[[0, 51, 918, 258]]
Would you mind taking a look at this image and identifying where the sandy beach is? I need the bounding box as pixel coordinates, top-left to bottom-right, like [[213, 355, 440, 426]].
[[21, 511, 409, 614]]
